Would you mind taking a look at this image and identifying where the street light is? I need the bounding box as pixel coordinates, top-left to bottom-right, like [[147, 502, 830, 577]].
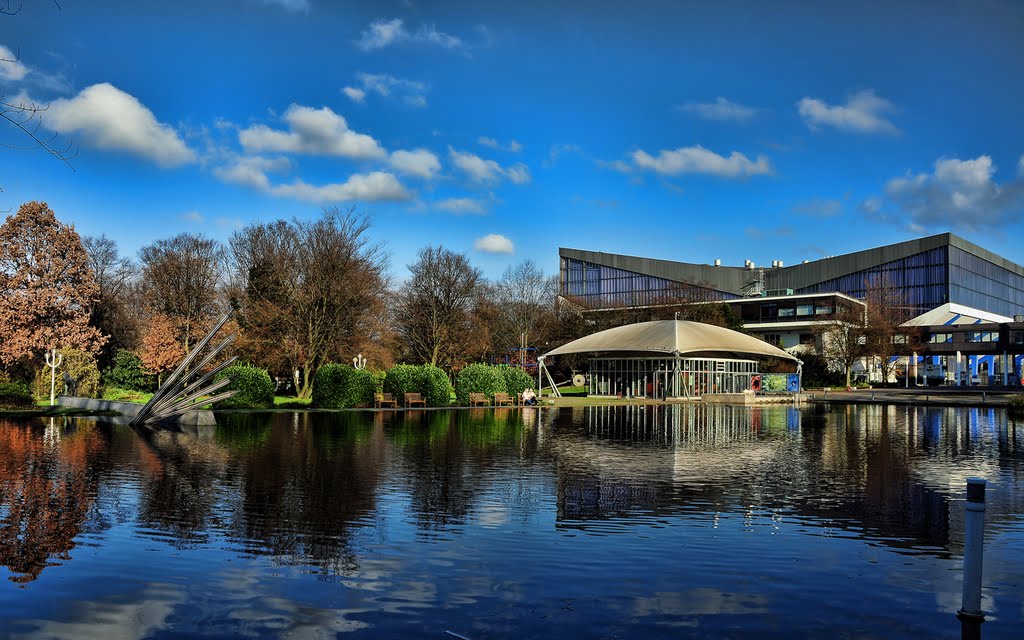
[[353, 353, 366, 370]]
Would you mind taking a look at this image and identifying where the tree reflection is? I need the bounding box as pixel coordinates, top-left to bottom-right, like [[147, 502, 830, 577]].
[[390, 408, 538, 531], [0, 419, 105, 583]]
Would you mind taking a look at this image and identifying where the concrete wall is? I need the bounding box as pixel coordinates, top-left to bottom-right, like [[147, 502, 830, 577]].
[[56, 396, 218, 426]]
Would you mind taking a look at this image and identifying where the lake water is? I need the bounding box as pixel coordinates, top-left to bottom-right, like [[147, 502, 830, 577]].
[[1, 404, 1022, 639]]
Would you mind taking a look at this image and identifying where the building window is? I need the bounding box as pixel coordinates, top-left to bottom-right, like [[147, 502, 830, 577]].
[[799, 333, 816, 345], [796, 304, 814, 316], [778, 307, 795, 318], [814, 305, 833, 315], [1012, 331, 1024, 345], [966, 331, 995, 343], [763, 333, 782, 346], [928, 333, 952, 344]]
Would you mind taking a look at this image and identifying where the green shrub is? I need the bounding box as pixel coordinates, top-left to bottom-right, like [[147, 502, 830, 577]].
[[311, 364, 377, 408], [496, 364, 533, 400], [102, 349, 154, 392], [34, 349, 102, 399], [214, 364, 274, 409], [348, 368, 378, 408], [421, 364, 453, 407], [382, 364, 453, 407], [383, 364, 422, 399], [455, 363, 506, 405], [0, 381, 34, 408], [1009, 395, 1024, 417]]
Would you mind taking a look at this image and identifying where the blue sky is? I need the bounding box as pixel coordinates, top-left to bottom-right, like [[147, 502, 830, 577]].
[[2, 0, 1023, 280]]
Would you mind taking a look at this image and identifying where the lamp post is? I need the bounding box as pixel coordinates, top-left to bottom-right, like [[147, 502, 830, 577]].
[[353, 353, 366, 370], [45, 348, 63, 406]]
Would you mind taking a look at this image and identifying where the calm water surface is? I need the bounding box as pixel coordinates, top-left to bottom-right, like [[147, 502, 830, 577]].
[[1, 405, 1022, 639]]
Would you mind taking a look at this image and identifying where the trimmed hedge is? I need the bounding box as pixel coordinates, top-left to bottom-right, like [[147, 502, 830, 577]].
[[421, 364, 454, 407], [102, 349, 154, 392], [214, 364, 275, 409], [0, 381, 34, 409], [382, 364, 452, 407], [497, 364, 533, 400], [311, 364, 376, 409], [382, 364, 421, 399], [455, 363, 506, 405]]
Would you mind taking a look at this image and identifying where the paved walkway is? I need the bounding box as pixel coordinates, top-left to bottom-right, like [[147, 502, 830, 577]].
[[805, 386, 1024, 408]]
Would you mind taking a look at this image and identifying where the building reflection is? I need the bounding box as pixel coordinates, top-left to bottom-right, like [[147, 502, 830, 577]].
[[544, 404, 1022, 557]]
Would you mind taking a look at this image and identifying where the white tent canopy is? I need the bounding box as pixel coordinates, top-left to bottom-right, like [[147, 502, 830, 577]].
[[543, 319, 799, 362]]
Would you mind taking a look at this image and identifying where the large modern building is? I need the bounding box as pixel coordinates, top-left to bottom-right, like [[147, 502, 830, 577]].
[[560, 232, 1024, 319], [559, 232, 1024, 386]]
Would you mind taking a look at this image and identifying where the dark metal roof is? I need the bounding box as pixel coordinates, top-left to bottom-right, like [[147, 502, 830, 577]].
[[560, 232, 1024, 295]]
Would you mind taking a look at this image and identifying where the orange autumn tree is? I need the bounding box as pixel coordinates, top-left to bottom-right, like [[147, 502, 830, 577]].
[[0, 201, 105, 369], [139, 313, 186, 386]]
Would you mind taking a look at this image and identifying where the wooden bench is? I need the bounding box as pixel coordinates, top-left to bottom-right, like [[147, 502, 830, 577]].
[[403, 392, 426, 407], [493, 392, 515, 406], [469, 392, 490, 407], [374, 392, 397, 408]]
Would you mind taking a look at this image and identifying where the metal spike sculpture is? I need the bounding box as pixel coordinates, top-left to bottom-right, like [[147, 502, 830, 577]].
[[131, 313, 239, 425], [45, 348, 64, 406]]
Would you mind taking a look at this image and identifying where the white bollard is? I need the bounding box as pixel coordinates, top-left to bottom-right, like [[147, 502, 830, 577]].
[[958, 478, 986, 621]]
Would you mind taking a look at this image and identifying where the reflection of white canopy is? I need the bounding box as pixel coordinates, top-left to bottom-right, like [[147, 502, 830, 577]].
[[544, 320, 799, 361]]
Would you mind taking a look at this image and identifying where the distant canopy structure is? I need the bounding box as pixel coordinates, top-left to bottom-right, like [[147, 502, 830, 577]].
[[540, 320, 799, 399]]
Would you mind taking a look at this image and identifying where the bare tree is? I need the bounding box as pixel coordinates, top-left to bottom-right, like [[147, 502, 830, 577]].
[[492, 259, 558, 355], [394, 246, 486, 368], [815, 302, 867, 388], [82, 234, 139, 365], [139, 233, 225, 354], [230, 208, 388, 398], [862, 275, 914, 384]]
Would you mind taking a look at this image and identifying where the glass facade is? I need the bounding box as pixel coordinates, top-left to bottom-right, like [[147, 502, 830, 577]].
[[949, 247, 1024, 317], [796, 247, 949, 316], [561, 258, 736, 309], [588, 356, 758, 398], [561, 240, 1024, 319]]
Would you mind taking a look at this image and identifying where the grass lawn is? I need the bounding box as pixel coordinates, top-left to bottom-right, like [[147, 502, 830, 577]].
[[274, 396, 311, 408], [102, 388, 154, 404]]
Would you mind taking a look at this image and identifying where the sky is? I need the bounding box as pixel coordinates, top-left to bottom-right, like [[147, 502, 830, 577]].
[[2, 0, 1023, 281]]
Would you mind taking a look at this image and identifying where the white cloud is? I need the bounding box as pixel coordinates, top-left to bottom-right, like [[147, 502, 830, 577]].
[[239, 104, 385, 159], [631, 145, 773, 178], [679, 97, 756, 122], [478, 136, 522, 152], [389, 148, 440, 179], [797, 89, 899, 134], [355, 18, 464, 51], [450, 148, 531, 185], [349, 72, 428, 107], [182, 211, 203, 222], [356, 18, 406, 51], [436, 197, 487, 214], [257, 0, 309, 11], [504, 163, 531, 184], [876, 155, 1024, 231], [342, 86, 366, 103], [0, 45, 29, 81], [473, 233, 514, 254], [41, 83, 195, 167], [213, 155, 290, 190], [270, 171, 411, 203], [791, 198, 842, 217], [1018, 155, 1024, 177]]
